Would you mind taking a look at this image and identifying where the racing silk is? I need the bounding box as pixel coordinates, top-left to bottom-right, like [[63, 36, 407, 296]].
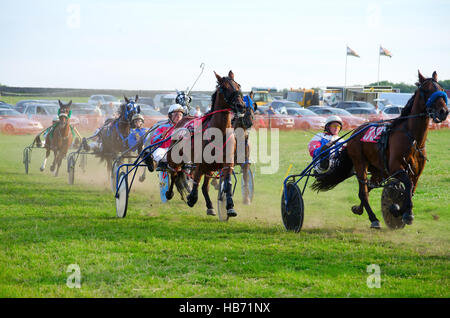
[[308, 132, 340, 158], [243, 95, 255, 111], [127, 127, 149, 149], [150, 122, 175, 149]]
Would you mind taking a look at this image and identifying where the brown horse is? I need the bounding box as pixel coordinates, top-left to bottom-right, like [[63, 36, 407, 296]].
[[164, 70, 248, 217], [40, 100, 73, 176], [94, 95, 140, 182], [312, 71, 449, 228]]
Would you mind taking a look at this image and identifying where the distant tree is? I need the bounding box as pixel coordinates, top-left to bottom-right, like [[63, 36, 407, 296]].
[[367, 81, 416, 93], [439, 80, 450, 90]]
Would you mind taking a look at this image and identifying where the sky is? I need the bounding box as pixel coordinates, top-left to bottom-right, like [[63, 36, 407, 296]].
[[1, 0, 449, 91]]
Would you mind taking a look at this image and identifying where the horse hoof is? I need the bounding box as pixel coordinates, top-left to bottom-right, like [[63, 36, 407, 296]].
[[351, 205, 363, 215], [206, 209, 216, 216], [165, 191, 174, 201], [40, 167, 44, 172], [227, 209, 237, 217], [402, 213, 414, 225], [139, 176, 145, 182], [186, 195, 197, 207], [370, 221, 381, 229]]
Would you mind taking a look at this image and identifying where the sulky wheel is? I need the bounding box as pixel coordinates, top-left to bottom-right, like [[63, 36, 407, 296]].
[[67, 154, 75, 185], [23, 147, 31, 175], [111, 160, 121, 192], [217, 176, 229, 222], [115, 171, 129, 218], [241, 165, 254, 205], [281, 182, 304, 232], [381, 179, 406, 230], [159, 171, 170, 204]]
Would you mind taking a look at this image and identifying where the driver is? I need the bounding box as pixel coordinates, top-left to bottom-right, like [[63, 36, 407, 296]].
[[127, 114, 149, 151], [144, 103, 185, 172], [308, 115, 343, 173]]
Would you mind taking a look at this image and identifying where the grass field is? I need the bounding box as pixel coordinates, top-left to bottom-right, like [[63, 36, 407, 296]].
[[0, 127, 449, 298]]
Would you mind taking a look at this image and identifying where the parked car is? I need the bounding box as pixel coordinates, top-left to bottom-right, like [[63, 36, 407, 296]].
[[0, 102, 14, 109], [308, 106, 367, 129], [0, 108, 43, 134], [334, 101, 376, 110], [284, 107, 326, 130], [380, 105, 404, 120], [15, 99, 58, 112], [254, 106, 294, 130], [140, 107, 166, 128], [346, 107, 383, 121], [268, 100, 303, 112], [16, 103, 80, 129], [136, 97, 154, 108]]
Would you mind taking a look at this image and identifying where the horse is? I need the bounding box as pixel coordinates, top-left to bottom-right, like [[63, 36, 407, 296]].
[[94, 95, 140, 182], [40, 100, 74, 177], [311, 70, 448, 229], [162, 70, 249, 217]]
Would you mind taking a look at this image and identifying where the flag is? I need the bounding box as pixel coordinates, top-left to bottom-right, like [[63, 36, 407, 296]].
[[346, 46, 360, 58], [380, 46, 392, 57]]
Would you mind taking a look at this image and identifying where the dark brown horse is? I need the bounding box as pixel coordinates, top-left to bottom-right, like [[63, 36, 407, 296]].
[[95, 95, 140, 181], [40, 100, 73, 176], [164, 70, 248, 217], [312, 71, 449, 228]]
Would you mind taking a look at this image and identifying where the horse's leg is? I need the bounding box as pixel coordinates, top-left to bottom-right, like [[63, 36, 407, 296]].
[[139, 166, 146, 182], [165, 172, 176, 201], [223, 167, 237, 217], [202, 173, 216, 216], [353, 162, 380, 229], [395, 170, 414, 225], [50, 149, 57, 172], [187, 167, 202, 207], [53, 151, 62, 177], [40, 147, 50, 172]]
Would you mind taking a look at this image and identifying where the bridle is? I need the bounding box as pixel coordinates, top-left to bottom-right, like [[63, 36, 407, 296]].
[[217, 77, 245, 116], [418, 78, 448, 122]]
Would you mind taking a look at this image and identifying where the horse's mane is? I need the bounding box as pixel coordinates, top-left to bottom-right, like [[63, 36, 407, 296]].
[[210, 90, 217, 112], [391, 88, 418, 126]]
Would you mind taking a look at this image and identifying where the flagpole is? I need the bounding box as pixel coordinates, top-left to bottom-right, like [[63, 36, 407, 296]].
[[344, 45, 348, 100], [377, 45, 381, 86]]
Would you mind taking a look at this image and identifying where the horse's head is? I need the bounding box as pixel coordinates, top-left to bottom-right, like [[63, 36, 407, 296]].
[[417, 71, 449, 123], [121, 95, 140, 125], [214, 70, 247, 121], [58, 100, 72, 126]]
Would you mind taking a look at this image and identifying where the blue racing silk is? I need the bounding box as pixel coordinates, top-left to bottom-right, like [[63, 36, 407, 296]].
[[127, 127, 149, 149]]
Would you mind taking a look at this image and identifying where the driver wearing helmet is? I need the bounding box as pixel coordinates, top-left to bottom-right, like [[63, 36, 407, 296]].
[[127, 113, 149, 151], [308, 115, 343, 173], [145, 103, 185, 171]]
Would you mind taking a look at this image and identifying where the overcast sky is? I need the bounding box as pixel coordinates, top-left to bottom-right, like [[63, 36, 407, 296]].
[[1, 0, 449, 91]]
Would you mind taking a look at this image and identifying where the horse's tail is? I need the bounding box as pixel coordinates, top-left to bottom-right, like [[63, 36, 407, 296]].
[[311, 148, 354, 192]]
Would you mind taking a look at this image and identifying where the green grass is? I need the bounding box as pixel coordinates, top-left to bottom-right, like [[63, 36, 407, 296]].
[[0, 128, 449, 297]]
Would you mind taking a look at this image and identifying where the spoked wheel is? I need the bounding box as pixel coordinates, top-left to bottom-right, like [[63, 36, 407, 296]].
[[217, 176, 228, 222], [241, 165, 254, 205], [381, 179, 406, 230], [159, 171, 170, 203], [281, 182, 304, 232], [67, 154, 75, 185], [23, 147, 31, 174], [115, 171, 129, 218], [111, 160, 121, 192]]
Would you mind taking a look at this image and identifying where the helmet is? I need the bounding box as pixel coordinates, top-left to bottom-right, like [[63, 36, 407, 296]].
[[132, 114, 144, 122], [325, 115, 343, 127], [168, 103, 185, 115]]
